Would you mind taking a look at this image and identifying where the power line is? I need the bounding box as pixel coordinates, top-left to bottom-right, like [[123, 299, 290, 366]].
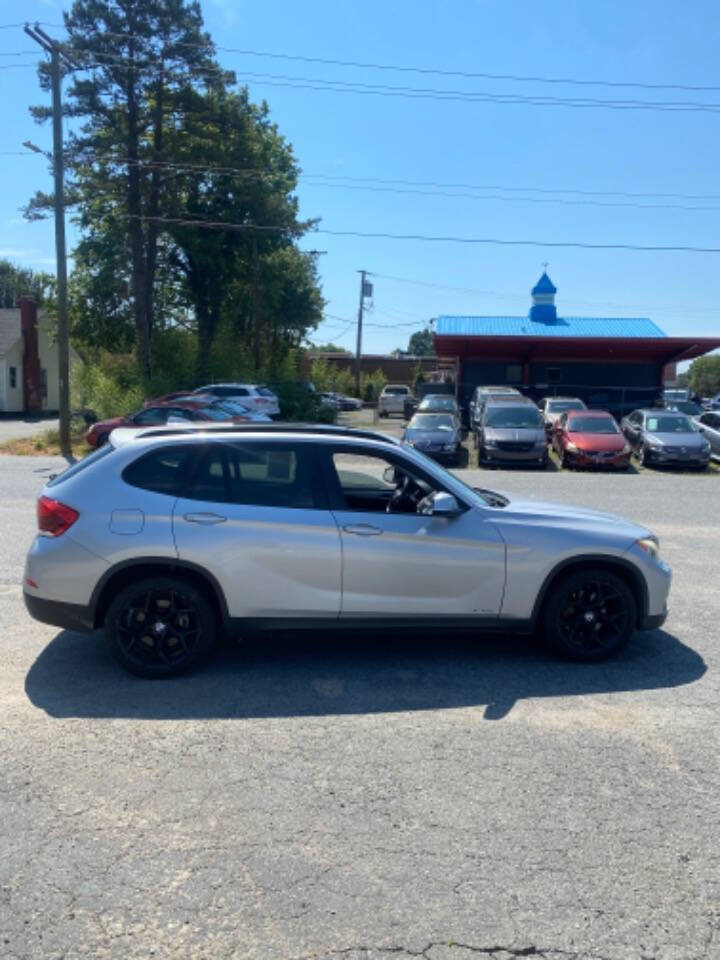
[[37, 27, 720, 94], [370, 271, 720, 317], [15, 39, 720, 114], [64, 58, 720, 113], [17, 148, 720, 209], [117, 214, 720, 254]]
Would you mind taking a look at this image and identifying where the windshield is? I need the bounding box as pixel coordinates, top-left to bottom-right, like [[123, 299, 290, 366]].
[[203, 406, 233, 421], [548, 400, 585, 413], [484, 406, 542, 428], [420, 395, 455, 410], [567, 416, 620, 434], [217, 400, 250, 414], [408, 414, 455, 431], [667, 401, 700, 415], [646, 415, 695, 433], [384, 386, 409, 395]]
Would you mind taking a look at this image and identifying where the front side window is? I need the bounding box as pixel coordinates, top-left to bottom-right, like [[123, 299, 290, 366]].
[[330, 450, 434, 513], [184, 443, 321, 509]]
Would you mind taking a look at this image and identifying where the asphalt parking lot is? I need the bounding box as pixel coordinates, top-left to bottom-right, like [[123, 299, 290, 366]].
[[2, 452, 720, 960]]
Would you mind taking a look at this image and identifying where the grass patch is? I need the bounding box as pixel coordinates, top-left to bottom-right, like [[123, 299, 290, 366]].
[[0, 429, 92, 458]]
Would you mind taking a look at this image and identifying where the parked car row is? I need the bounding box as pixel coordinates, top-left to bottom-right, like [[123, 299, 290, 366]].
[[86, 382, 278, 448], [393, 386, 716, 472]]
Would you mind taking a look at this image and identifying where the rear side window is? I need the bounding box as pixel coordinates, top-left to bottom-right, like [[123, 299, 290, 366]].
[[47, 444, 114, 488], [123, 445, 197, 495], [183, 443, 323, 509], [256, 387, 275, 397]]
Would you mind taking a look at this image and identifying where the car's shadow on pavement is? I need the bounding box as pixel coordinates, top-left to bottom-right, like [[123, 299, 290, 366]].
[[25, 627, 705, 721]]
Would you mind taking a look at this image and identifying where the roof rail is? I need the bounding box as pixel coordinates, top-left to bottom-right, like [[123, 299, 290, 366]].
[[134, 422, 400, 445]]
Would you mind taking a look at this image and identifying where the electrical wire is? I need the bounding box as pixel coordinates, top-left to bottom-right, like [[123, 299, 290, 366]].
[[111, 213, 720, 254], [29, 26, 720, 94]]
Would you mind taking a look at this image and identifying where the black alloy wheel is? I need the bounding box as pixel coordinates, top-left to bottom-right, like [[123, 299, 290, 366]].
[[542, 568, 636, 661], [105, 577, 216, 678]]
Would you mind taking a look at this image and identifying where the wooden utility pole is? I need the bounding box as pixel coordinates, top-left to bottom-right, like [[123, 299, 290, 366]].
[[24, 23, 73, 457], [355, 270, 370, 395]]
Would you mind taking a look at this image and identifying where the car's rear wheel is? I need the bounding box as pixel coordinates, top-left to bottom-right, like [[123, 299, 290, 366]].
[[542, 568, 636, 661], [104, 577, 217, 678]]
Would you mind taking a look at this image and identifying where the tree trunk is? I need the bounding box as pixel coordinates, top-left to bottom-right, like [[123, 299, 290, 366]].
[[144, 63, 165, 370], [252, 237, 262, 375]]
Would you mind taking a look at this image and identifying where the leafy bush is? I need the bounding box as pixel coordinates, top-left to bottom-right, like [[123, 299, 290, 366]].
[[70, 352, 145, 419], [360, 369, 387, 403]]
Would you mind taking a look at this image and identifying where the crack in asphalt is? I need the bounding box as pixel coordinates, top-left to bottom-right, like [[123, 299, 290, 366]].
[[295, 943, 615, 960]]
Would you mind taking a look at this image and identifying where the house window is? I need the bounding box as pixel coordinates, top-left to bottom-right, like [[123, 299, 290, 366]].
[[547, 367, 562, 384], [506, 364, 522, 383], [9, 366, 17, 390], [40, 369, 48, 401]]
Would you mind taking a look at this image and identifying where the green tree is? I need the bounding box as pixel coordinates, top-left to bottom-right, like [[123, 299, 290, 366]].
[[688, 354, 720, 396], [27, 0, 228, 380], [407, 327, 435, 356], [0, 259, 54, 308]]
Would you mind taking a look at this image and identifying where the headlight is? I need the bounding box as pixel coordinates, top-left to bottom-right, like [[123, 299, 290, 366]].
[[646, 435, 662, 447], [566, 441, 579, 453], [636, 537, 660, 560], [484, 438, 498, 447], [701, 440, 711, 453], [443, 443, 455, 451]]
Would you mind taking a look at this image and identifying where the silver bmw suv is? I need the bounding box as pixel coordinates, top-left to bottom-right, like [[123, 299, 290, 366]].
[[24, 424, 671, 677]]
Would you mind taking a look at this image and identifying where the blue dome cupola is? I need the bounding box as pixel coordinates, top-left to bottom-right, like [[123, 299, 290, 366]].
[[529, 270, 558, 324]]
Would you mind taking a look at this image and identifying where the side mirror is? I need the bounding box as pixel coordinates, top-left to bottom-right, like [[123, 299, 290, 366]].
[[420, 491, 463, 517], [382, 465, 398, 485]]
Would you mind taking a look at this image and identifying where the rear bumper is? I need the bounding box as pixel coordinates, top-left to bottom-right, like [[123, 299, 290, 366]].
[[24, 591, 95, 633]]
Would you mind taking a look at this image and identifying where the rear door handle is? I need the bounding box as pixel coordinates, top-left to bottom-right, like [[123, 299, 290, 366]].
[[183, 512, 227, 525], [343, 523, 382, 536]]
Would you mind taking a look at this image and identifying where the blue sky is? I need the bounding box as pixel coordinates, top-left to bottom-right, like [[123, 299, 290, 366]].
[[2, 0, 720, 354]]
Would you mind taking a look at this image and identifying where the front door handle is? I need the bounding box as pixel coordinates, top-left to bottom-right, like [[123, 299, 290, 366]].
[[183, 512, 227, 525], [343, 523, 382, 536]]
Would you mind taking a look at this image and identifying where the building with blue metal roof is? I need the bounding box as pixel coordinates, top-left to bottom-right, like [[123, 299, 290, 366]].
[[433, 272, 720, 417]]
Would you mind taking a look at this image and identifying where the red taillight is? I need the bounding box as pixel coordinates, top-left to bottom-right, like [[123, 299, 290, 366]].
[[253, 397, 264, 404], [37, 496, 79, 537]]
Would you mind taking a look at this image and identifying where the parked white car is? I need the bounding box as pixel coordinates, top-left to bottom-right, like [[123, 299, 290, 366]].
[[378, 384, 412, 417], [194, 383, 279, 417]]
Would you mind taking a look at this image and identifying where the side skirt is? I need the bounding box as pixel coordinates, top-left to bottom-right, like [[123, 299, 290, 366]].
[[227, 616, 535, 635]]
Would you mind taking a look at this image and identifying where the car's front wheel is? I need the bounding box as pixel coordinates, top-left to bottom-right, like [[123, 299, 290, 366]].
[[104, 577, 217, 678], [542, 568, 636, 661]]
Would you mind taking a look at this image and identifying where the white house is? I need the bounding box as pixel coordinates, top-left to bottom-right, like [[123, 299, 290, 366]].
[[0, 298, 80, 414]]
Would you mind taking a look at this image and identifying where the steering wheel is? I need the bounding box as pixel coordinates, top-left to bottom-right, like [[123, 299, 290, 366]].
[[386, 472, 415, 513]]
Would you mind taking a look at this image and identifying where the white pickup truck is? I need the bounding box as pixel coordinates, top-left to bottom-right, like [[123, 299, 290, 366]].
[[378, 384, 413, 417]]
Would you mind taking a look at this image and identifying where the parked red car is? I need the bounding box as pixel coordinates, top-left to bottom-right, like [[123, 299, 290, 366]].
[[552, 409, 632, 470], [85, 397, 249, 448]]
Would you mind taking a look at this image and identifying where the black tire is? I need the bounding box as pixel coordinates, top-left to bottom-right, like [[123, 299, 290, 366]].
[[104, 576, 217, 678], [560, 450, 569, 470], [541, 567, 636, 661]]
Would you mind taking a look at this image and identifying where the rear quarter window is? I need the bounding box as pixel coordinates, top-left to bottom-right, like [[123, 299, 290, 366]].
[[122, 445, 197, 495], [46, 444, 115, 488]]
